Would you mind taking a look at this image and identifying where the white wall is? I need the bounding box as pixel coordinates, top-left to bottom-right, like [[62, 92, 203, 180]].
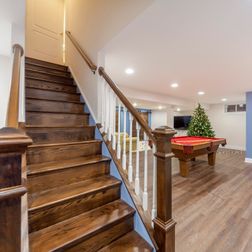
[[0, 56, 12, 127], [151, 110, 167, 129], [207, 104, 246, 150], [0, 0, 25, 128], [65, 0, 154, 121]]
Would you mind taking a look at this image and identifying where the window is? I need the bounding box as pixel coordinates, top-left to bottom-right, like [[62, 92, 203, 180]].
[[225, 104, 246, 113]]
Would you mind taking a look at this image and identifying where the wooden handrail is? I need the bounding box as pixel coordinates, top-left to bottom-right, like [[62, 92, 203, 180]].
[[98, 67, 156, 143], [66, 31, 97, 73], [6, 44, 24, 128]]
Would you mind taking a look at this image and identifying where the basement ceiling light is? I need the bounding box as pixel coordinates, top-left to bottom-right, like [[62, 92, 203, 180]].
[[133, 102, 137, 107], [171, 83, 179, 88], [198, 91, 205, 96], [125, 68, 134, 75], [221, 98, 227, 102], [177, 108, 181, 112], [158, 106, 163, 110]]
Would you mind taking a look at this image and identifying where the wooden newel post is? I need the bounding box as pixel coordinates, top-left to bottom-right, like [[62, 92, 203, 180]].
[[0, 128, 32, 252], [153, 126, 176, 252]]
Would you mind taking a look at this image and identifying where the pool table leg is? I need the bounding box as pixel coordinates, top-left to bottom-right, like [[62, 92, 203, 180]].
[[208, 151, 216, 166], [179, 160, 189, 177]]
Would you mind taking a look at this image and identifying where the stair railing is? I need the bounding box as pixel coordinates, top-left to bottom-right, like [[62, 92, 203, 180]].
[[66, 31, 176, 252], [0, 44, 32, 251]]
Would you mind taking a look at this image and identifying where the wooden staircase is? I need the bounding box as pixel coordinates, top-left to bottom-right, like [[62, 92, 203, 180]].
[[24, 57, 153, 251]]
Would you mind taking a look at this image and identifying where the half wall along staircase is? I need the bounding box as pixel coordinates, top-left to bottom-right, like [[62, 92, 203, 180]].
[[24, 57, 153, 251]]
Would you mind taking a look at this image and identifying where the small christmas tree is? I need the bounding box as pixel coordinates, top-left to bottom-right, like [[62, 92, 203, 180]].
[[187, 104, 215, 137]]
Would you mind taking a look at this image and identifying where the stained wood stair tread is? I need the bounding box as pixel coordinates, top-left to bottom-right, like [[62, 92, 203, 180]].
[[26, 110, 87, 115], [98, 231, 153, 252], [26, 77, 75, 87], [25, 86, 81, 96], [29, 175, 120, 210], [26, 87, 80, 98], [26, 63, 70, 73], [26, 68, 73, 80], [26, 97, 84, 105], [25, 57, 68, 71], [28, 139, 100, 148], [28, 155, 110, 175], [29, 200, 135, 251], [25, 125, 93, 128]]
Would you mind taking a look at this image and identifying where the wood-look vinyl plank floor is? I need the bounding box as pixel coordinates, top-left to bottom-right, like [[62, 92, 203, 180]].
[[128, 149, 252, 252]]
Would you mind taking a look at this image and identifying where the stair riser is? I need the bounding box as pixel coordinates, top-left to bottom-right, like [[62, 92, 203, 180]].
[[26, 64, 71, 77], [26, 127, 95, 144], [26, 99, 84, 114], [26, 88, 80, 102], [27, 142, 101, 164], [26, 58, 68, 71], [26, 112, 89, 127], [64, 218, 134, 252], [28, 161, 110, 193], [26, 79, 77, 93], [29, 185, 120, 233], [26, 70, 73, 84]]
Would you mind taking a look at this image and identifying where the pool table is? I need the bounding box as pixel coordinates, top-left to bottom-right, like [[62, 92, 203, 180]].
[[171, 136, 226, 177]]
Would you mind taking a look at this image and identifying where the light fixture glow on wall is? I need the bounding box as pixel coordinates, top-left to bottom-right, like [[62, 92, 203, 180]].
[[221, 98, 227, 102], [177, 108, 181, 112], [125, 68, 134, 75], [158, 106, 163, 110], [133, 102, 137, 107]]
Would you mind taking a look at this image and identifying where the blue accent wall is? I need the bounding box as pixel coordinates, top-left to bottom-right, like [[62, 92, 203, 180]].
[[246, 92, 252, 159]]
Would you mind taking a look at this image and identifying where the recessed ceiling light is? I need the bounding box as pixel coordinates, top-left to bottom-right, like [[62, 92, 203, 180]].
[[171, 83, 179, 88], [221, 98, 227, 102], [177, 108, 181, 112], [133, 102, 137, 107], [158, 106, 163, 110], [125, 68, 134, 75], [198, 91, 205, 96]]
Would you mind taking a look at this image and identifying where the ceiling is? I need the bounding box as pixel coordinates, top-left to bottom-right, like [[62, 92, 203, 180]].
[[103, 0, 252, 105]]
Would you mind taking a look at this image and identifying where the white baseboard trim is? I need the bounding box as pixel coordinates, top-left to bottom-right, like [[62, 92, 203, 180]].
[[245, 158, 252, 163], [220, 145, 245, 151], [68, 66, 98, 123]]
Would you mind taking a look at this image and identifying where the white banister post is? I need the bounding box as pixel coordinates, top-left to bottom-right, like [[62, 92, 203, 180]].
[[143, 132, 149, 211], [122, 106, 127, 170], [135, 122, 141, 195], [104, 84, 108, 134], [107, 88, 112, 141], [152, 144, 157, 222], [117, 102, 121, 159], [128, 113, 133, 182], [112, 94, 117, 150], [101, 80, 105, 131]]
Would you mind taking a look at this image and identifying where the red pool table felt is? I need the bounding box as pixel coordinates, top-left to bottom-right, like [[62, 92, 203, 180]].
[[171, 136, 226, 154]]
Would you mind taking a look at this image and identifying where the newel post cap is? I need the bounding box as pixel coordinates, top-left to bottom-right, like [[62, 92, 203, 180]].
[[153, 126, 177, 138]]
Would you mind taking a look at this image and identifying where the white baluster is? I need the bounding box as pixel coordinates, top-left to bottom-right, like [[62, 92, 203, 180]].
[[107, 88, 112, 141], [117, 102, 121, 159], [101, 80, 105, 131], [112, 94, 116, 150], [128, 113, 133, 182], [135, 122, 141, 195], [122, 106, 127, 170], [151, 144, 157, 222], [103, 84, 108, 134], [105, 85, 110, 135], [143, 132, 148, 211]]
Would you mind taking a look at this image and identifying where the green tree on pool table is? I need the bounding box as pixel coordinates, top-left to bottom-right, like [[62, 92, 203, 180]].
[[187, 104, 215, 137]]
